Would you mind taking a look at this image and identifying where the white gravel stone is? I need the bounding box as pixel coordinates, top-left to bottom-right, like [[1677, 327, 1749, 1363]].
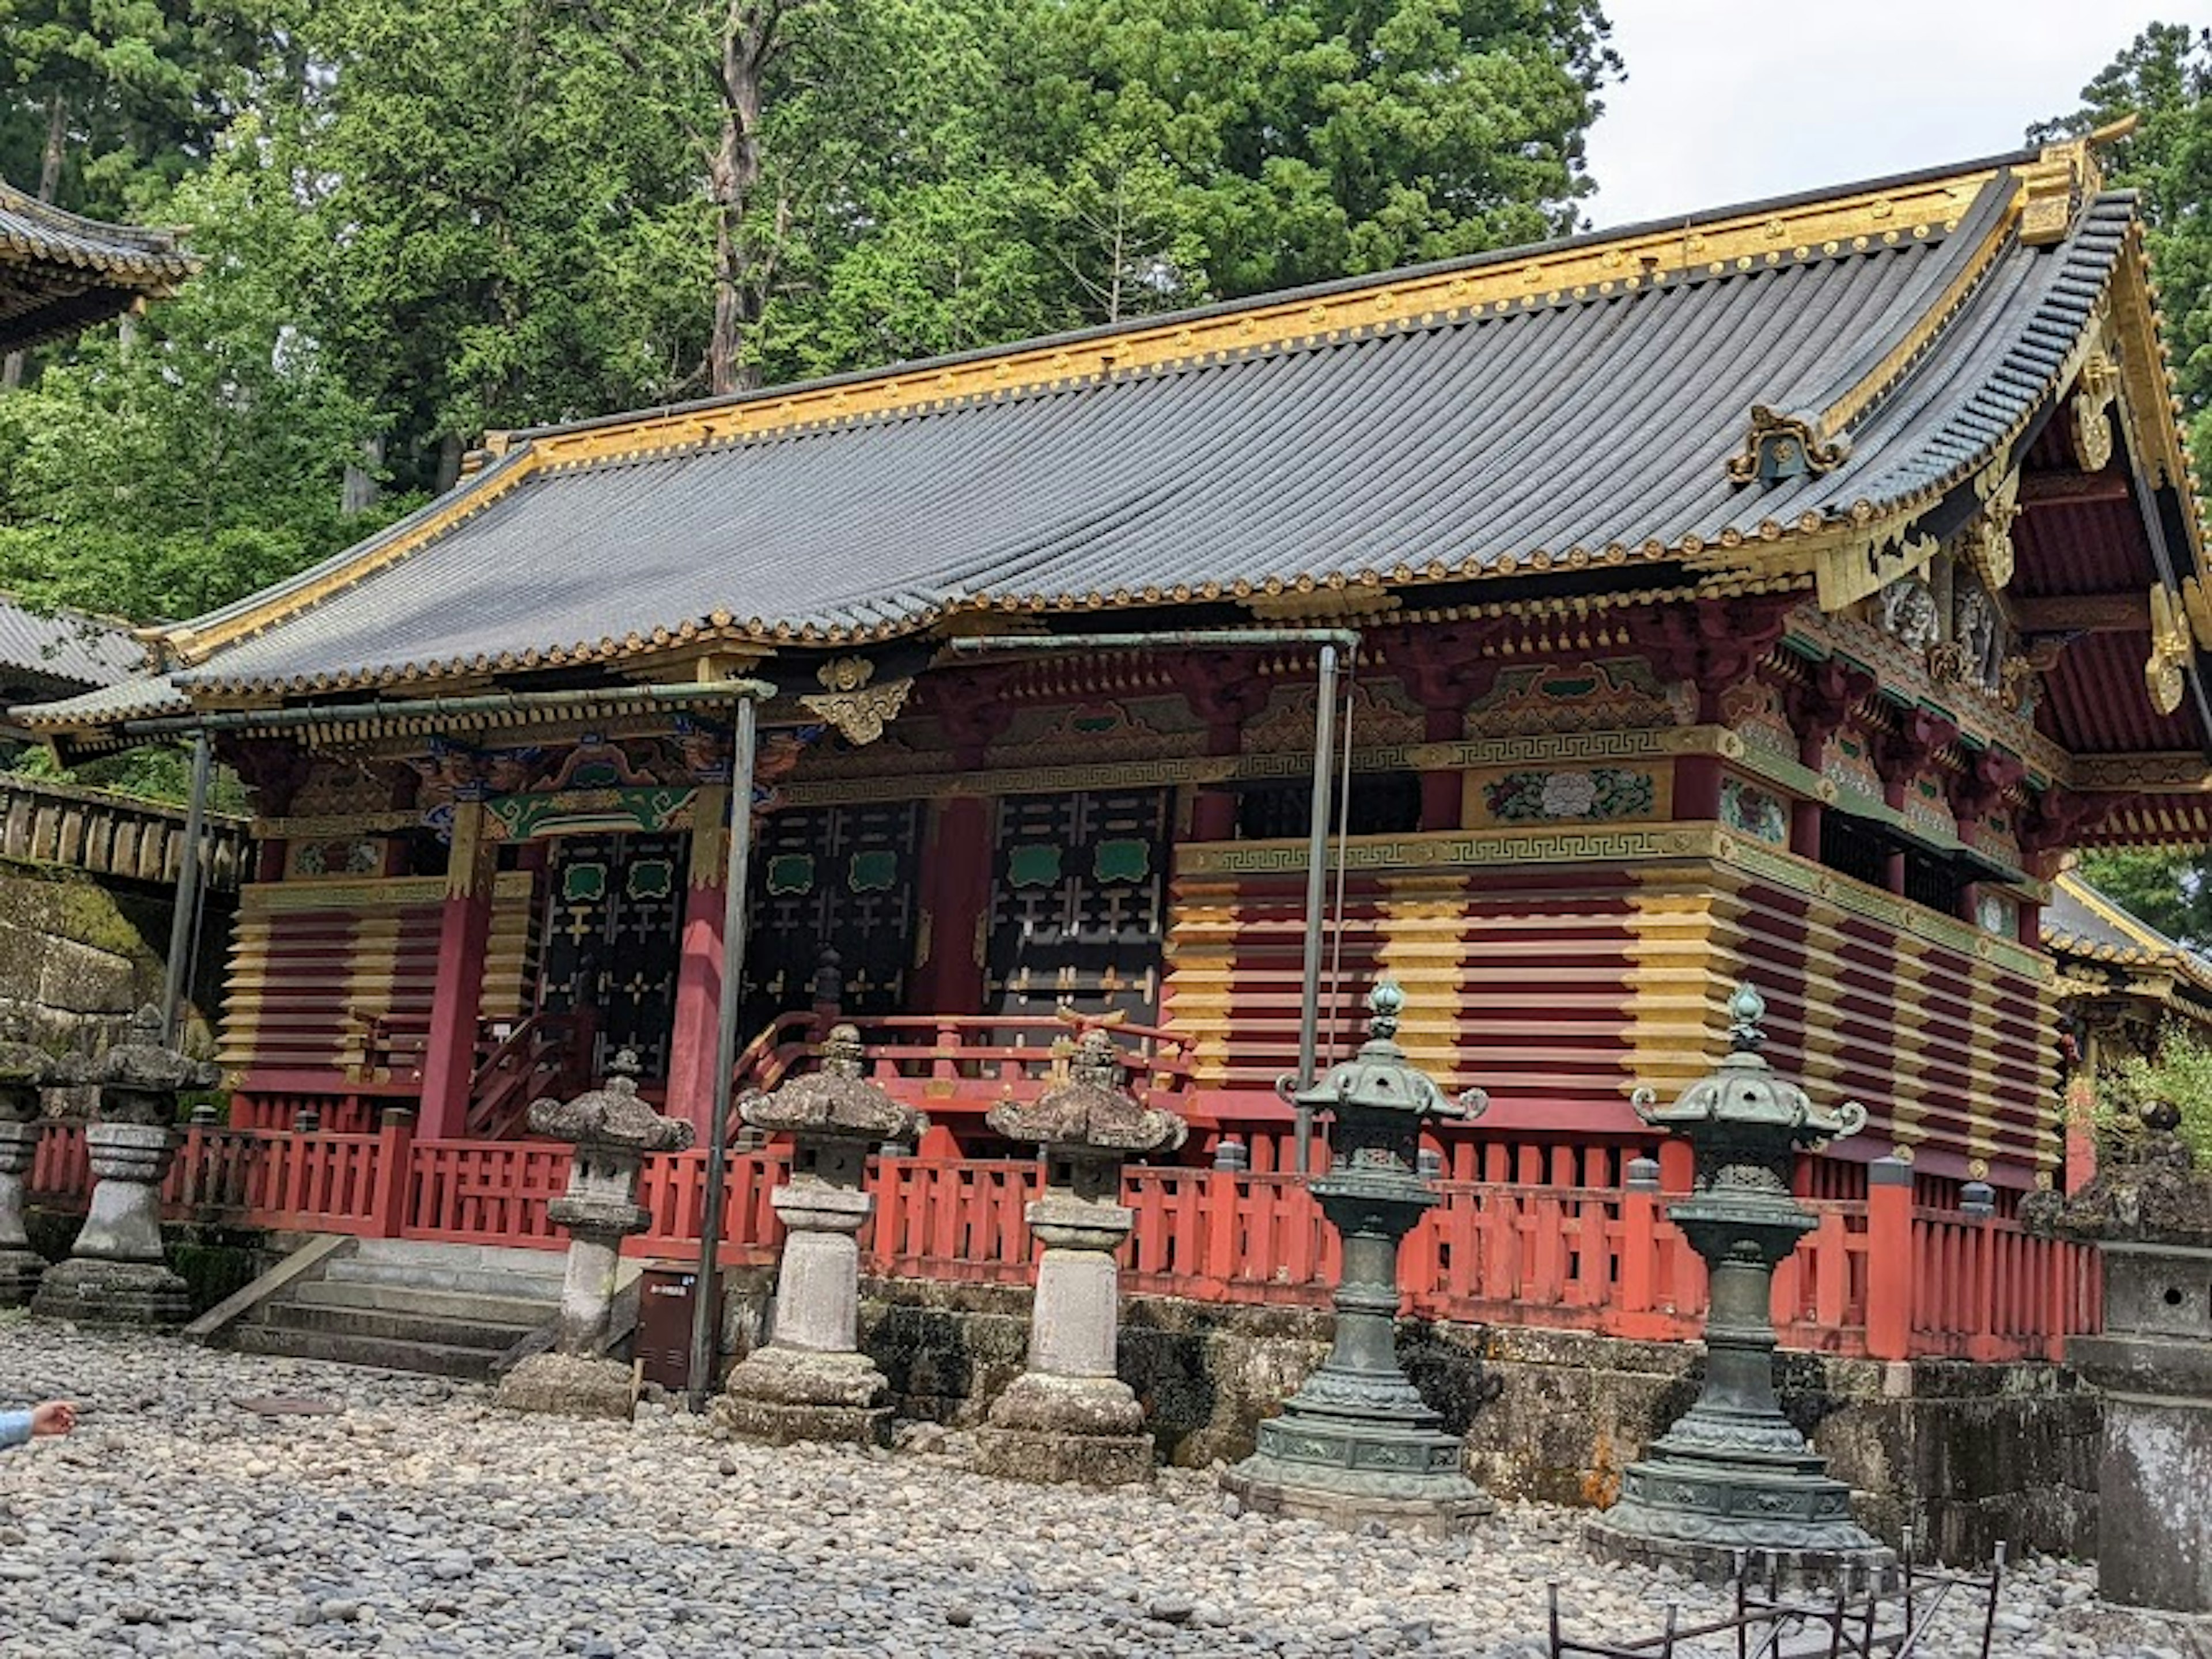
[[0, 1317, 2205, 1657]]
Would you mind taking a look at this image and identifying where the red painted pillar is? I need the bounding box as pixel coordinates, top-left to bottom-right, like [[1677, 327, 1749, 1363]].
[[665, 785, 730, 1138], [1791, 734, 1825, 861], [1675, 754, 1722, 822], [914, 795, 991, 1013], [1865, 1154, 1915, 1361], [1418, 706, 1463, 832], [417, 801, 495, 1140]]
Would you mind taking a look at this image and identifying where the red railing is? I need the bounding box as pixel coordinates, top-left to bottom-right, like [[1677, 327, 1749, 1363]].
[[737, 1012, 1200, 1115], [23, 1124, 2101, 1362]]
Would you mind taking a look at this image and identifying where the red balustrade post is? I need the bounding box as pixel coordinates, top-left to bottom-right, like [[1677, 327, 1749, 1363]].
[[1864, 1156, 1915, 1361], [1615, 1156, 1661, 1336], [370, 1108, 416, 1240]]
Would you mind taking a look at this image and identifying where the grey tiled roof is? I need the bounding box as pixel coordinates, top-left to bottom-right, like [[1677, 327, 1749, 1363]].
[[14, 675, 190, 730], [96, 159, 2142, 696], [0, 180, 196, 353], [2046, 875, 2210, 976], [0, 598, 145, 691]]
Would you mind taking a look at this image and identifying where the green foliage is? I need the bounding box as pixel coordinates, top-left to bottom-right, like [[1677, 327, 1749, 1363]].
[[2075, 850, 2212, 948], [6, 742, 249, 810], [2101, 1027, 2212, 1166], [0, 0, 1622, 609]]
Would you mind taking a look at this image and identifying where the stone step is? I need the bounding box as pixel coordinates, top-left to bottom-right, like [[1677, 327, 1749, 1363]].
[[285, 1279, 556, 1329], [229, 1323, 506, 1381], [319, 1257, 565, 1300], [252, 1300, 541, 1352], [349, 1239, 568, 1276]]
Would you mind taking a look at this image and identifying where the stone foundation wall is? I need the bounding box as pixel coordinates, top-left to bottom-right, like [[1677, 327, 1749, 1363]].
[[716, 1274, 2100, 1564], [0, 857, 225, 1107]]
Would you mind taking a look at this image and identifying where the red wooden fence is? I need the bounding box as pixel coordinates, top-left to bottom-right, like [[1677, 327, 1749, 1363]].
[[22, 1123, 2100, 1362]]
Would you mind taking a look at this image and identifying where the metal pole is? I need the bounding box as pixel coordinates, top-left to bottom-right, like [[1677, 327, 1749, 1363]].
[[160, 732, 213, 1045], [1293, 643, 1340, 1175], [688, 696, 760, 1413]]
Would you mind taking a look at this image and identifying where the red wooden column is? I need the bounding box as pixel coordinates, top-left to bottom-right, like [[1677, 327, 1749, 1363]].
[[1864, 1154, 1916, 1361], [914, 795, 992, 1012], [1384, 620, 1506, 832], [665, 783, 731, 1137], [417, 798, 497, 1140], [1873, 709, 1957, 895], [1782, 660, 1873, 862], [1173, 650, 1272, 842]]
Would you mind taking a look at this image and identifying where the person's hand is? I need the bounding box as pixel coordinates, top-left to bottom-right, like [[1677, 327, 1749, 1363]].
[[28, 1401, 75, 1438]]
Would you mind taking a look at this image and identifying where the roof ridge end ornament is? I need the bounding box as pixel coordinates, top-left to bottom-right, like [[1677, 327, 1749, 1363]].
[[2018, 117, 2133, 248], [1725, 406, 1850, 488]]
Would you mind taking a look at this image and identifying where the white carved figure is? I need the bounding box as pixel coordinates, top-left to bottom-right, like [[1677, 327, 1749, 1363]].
[[1880, 578, 1939, 652]]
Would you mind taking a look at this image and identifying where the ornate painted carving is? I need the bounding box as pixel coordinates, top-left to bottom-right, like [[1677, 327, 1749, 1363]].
[[799, 657, 914, 746], [1962, 469, 2021, 590], [289, 837, 384, 879], [1243, 677, 1425, 752], [1719, 778, 1788, 846], [1878, 576, 1940, 652], [1626, 594, 1797, 723], [1463, 657, 1688, 737], [1480, 768, 1655, 824]]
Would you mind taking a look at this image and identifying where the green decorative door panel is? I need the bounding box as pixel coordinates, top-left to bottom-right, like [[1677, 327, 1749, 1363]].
[[743, 801, 923, 1032], [987, 789, 1168, 1022]]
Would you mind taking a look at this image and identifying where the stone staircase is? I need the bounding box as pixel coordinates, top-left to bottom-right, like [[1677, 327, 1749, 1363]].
[[224, 1240, 565, 1381]]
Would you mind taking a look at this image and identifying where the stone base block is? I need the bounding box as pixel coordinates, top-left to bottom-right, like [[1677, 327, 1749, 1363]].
[[31, 1256, 189, 1327], [974, 1423, 1156, 1487], [712, 1394, 892, 1448], [1584, 1516, 1895, 1593], [0, 1246, 46, 1307], [715, 1346, 893, 1447], [1220, 1464, 1493, 1537], [495, 1353, 636, 1422]]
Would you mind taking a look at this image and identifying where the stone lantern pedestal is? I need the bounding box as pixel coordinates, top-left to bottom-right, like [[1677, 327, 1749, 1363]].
[[975, 1030, 1186, 1487], [34, 1006, 214, 1327], [714, 1025, 921, 1447], [1221, 983, 1493, 1536], [0, 1028, 58, 1306], [2028, 1103, 2212, 1612], [1586, 983, 1889, 1587], [498, 1050, 695, 1421]]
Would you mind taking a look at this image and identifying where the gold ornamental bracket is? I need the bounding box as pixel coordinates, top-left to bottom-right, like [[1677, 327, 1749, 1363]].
[[1813, 514, 1940, 613], [2069, 350, 2120, 472], [1725, 407, 1850, 486], [798, 654, 914, 745], [2146, 582, 2194, 716], [2016, 116, 2131, 247], [1963, 466, 2022, 591]]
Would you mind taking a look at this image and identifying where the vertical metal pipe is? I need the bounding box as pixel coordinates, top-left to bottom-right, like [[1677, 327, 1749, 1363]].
[[160, 732, 214, 1045], [688, 697, 760, 1412], [1293, 643, 1340, 1175]]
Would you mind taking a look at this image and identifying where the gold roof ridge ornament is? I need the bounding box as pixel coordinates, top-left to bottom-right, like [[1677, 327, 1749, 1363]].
[[798, 654, 913, 746], [1725, 406, 1851, 486]]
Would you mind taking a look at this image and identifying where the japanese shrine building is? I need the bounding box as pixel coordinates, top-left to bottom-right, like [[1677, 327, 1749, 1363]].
[[31, 132, 2212, 1203]]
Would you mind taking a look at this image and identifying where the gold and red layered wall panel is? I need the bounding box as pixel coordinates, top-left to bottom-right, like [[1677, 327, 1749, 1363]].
[[218, 872, 536, 1084], [1167, 828, 2056, 1186]]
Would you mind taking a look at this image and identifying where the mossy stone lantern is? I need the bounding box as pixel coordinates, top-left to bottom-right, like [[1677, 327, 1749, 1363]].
[[1586, 982, 1889, 1585], [1219, 981, 1494, 1535]]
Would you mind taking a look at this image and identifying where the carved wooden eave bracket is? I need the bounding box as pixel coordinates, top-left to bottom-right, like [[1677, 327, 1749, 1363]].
[[2069, 351, 2119, 473], [1963, 467, 2022, 592]]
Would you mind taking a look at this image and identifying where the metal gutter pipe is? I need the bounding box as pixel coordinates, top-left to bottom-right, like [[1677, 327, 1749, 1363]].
[[111, 679, 778, 740], [689, 695, 762, 1414], [951, 627, 1362, 1174], [158, 730, 213, 1044]]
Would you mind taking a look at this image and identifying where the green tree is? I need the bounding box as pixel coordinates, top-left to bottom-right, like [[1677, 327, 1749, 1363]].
[[0, 130, 388, 620]]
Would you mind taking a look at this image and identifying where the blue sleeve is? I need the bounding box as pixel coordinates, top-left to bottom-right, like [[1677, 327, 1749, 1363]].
[[0, 1411, 30, 1449]]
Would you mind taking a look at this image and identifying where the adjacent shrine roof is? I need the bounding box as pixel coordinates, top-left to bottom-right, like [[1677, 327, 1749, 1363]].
[[0, 597, 145, 694], [22, 134, 2204, 763], [0, 182, 195, 354], [2047, 874, 2212, 1005]]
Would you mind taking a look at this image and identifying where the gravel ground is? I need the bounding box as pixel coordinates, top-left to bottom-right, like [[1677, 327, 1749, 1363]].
[[0, 1318, 2206, 1659]]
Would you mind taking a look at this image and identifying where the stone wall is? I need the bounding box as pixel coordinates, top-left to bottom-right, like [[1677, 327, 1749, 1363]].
[[717, 1274, 2100, 1565], [0, 855, 223, 1099]]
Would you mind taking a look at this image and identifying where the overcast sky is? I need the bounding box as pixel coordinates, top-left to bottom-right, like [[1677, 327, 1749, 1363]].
[[1583, 2, 2207, 230]]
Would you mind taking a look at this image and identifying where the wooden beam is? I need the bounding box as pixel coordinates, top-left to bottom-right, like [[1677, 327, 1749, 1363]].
[[2008, 592, 2149, 633], [2020, 468, 2133, 506]]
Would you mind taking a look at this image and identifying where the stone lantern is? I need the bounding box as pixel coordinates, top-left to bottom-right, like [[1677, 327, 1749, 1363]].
[[1220, 981, 1493, 1535], [497, 1049, 695, 1420], [0, 1022, 58, 1305], [33, 1005, 216, 1325], [1586, 982, 1888, 1584], [2028, 1099, 2212, 1612], [713, 1024, 921, 1446], [975, 1028, 1187, 1486]]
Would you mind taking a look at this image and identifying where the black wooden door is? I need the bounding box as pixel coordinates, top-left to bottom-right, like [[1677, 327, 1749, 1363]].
[[743, 801, 923, 1033], [985, 788, 1168, 1022], [539, 832, 685, 1078]]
